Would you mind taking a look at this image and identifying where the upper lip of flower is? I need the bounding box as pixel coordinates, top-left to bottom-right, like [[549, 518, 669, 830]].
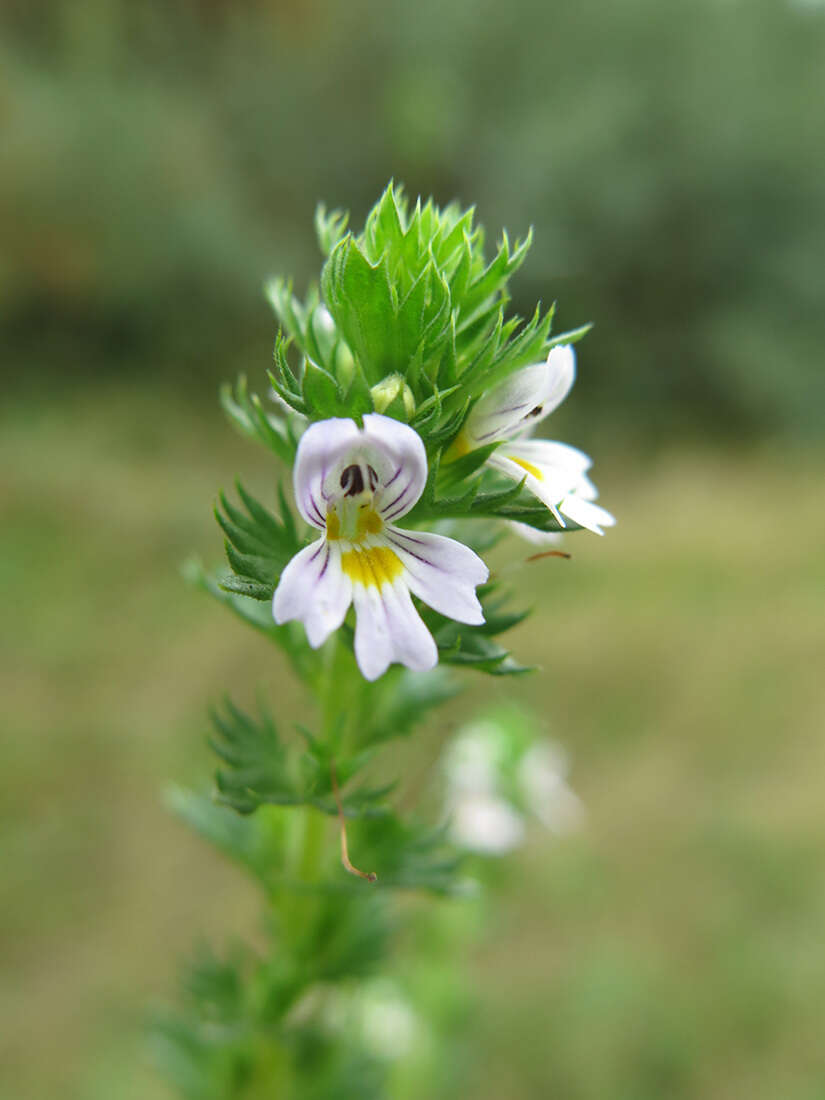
[[273, 414, 490, 681], [464, 344, 577, 447], [458, 345, 616, 536]]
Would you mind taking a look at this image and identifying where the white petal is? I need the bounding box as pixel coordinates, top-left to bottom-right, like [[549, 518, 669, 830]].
[[351, 580, 438, 681], [385, 528, 488, 624], [293, 419, 362, 529], [489, 438, 599, 526], [502, 438, 592, 476], [463, 361, 550, 445], [487, 451, 568, 526], [292, 414, 427, 530], [463, 344, 577, 445], [362, 414, 428, 522], [558, 495, 616, 535], [575, 474, 600, 501], [272, 538, 353, 647], [540, 344, 577, 421]]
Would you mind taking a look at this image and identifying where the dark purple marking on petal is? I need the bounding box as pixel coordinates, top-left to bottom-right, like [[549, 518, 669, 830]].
[[386, 533, 448, 574], [382, 464, 403, 489], [386, 528, 428, 547], [473, 426, 508, 443], [317, 542, 330, 581], [381, 475, 417, 520], [306, 492, 326, 527], [491, 400, 535, 416]]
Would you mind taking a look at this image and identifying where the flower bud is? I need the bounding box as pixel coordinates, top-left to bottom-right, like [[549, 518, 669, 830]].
[[370, 374, 416, 418]]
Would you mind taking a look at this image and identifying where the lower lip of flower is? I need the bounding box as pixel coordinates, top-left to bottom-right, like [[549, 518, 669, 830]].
[[509, 456, 543, 480], [340, 545, 404, 588]]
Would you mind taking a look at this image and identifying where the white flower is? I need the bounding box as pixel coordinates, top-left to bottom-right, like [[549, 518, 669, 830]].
[[443, 721, 525, 855], [273, 414, 489, 681], [459, 344, 616, 536], [443, 718, 584, 855]]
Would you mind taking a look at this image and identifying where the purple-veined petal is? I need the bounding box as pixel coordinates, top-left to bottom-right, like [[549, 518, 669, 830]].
[[362, 414, 428, 522], [293, 419, 362, 529], [293, 414, 427, 529], [385, 528, 488, 624], [558, 495, 616, 536], [463, 344, 577, 445], [351, 579, 438, 681], [272, 538, 353, 647], [464, 361, 551, 445]]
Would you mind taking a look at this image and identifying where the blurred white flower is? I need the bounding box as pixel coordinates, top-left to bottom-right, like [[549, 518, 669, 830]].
[[443, 715, 584, 855], [443, 719, 507, 794], [287, 979, 420, 1062]]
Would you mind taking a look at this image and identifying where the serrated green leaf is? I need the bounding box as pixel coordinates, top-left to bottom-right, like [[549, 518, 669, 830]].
[[301, 358, 341, 417], [315, 202, 349, 256]]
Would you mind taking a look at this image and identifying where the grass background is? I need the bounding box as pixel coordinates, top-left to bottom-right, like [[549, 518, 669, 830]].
[[3, 383, 823, 1099]]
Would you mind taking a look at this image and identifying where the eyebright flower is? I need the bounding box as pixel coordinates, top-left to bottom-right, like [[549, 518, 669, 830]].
[[443, 719, 584, 855], [273, 414, 489, 680], [457, 344, 615, 535]]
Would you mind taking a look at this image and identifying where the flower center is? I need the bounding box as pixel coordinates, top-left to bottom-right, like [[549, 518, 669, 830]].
[[340, 463, 378, 496], [326, 463, 384, 543]]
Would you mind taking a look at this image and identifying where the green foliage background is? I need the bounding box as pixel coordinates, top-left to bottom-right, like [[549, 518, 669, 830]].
[[3, 1, 825, 1098], [3, 0, 823, 439]]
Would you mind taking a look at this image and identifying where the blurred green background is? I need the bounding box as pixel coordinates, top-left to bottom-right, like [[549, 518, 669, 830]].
[[2, 1, 825, 1097]]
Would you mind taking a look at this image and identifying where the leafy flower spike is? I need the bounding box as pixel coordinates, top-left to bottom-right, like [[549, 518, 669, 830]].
[[461, 345, 616, 535], [273, 414, 489, 681]]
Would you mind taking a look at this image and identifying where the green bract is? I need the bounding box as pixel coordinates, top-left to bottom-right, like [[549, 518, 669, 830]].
[[264, 182, 587, 444]]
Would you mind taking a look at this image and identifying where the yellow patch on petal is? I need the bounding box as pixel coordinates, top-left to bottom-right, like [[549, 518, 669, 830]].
[[509, 456, 543, 481], [326, 510, 341, 540], [356, 507, 383, 539], [341, 546, 403, 588]]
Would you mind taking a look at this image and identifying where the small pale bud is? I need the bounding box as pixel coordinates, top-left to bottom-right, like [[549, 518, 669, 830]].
[[335, 342, 355, 389], [370, 374, 416, 418]]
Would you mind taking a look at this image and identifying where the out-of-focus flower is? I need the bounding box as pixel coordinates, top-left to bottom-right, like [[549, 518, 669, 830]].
[[286, 979, 421, 1062], [456, 345, 615, 536], [443, 714, 584, 855], [273, 414, 489, 680]]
